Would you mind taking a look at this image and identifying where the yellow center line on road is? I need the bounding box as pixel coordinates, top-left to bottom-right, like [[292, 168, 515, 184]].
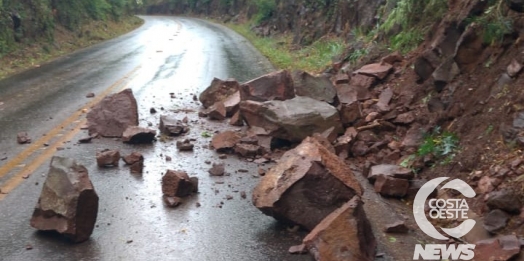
[[0, 65, 141, 201]]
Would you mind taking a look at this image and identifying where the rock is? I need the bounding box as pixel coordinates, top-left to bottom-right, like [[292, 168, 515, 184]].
[[122, 126, 156, 144], [288, 244, 307, 255], [351, 141, 369, 157], [483, 209, 509, 233], [239, 70, 295, 102], [86, 93, 95, 98], [338, 102, 362, 126], [229, 110, 244, 126], [474, 235, 521, 261], [432, 58, 460, 92], [86, 89, 138, 137], [163, 196, 182, 208], [161, 170, 195, 198], [377, 88, 393, 112], [303, 196, 376, 261], [208, 163, 225, 176], [477, 175, 497, 194], [149, 107, 157, 114], [384, 220, 409, 233], [367, 164, 414, 183], [349, 74, 376, 90], [159, 115, 189, 136], [487, 189, 522, 214], [292, 70, 337, 103], [401, 124, 424, 148], [96, 149, 120, 167], [394, 111, 415, 124], [334, 127, 358, 155], [240, 96, 343, 142], [78, 134, 96, 144], [355, 62, 393, 80], [207, 101, 227, 121], [199, 78, 240, 108], [122, 152, 143, 165], [252, 137, 362, 230], [381, 51, 403, 65], [234, 143, 261, 157], [374, 175, 409, 198], [211, 131, 242, 151], [507, 59, 523, 77], [30, 156, 98, 243], [506, 0, 524, 12], [189, 177, 199, 193], [223, 91, 241, 117], [17, 132, 31, 144], [129, 160, 144, 174], [176, 139, 194, 151], [334, 73, 350, 85]]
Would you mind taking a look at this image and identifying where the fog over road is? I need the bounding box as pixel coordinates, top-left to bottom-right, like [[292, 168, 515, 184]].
[[0, 16, 311, 261]]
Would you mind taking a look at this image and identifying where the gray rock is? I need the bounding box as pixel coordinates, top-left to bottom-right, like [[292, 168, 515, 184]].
[[199, 78, 240, 109], [159, 115, 189, 136], [30, 157, 98, 243], [368, 164, 414, 183], [240, 96, 343, 142], [122, 126, 156, 144], [487, 189, 522, 214], [483, 209, 509, 233], [292, 70, 337, 103]]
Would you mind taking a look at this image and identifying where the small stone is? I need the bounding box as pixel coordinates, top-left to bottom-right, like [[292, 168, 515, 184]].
[[258, 168, 266, 176], [238, 169, 248, 173], [150, 107, 157, 114], [163, 196, 182, 208], [218, 154, 227, 159], [240, 191, 247, 199], [165, 156, 172, 161], [208, 163, 225, 176], [176, 140, 194, 151], [25, 244, 33, 250], [122, 152, 143, 165], [226, 195, 233, 200], [17, 132, 31, 144], [86, 93, 95, 98], [96, 149, 120, 167]]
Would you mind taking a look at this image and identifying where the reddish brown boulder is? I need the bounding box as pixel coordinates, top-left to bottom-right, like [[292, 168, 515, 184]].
[[474, 235, 521, 261], [252, 137, 362, 230], [292, 70, 337, 103], [199, 78, 240, 108], [161, 170, 196, 198], [96, 149, 120, 167], [239, 70, 295, 102], [374, 175, 409, 198], [303, 196, 376, 261], [355, 62, 393, 80], [30, 157, 98, 243], [229, 111, 244, 126], [122, 126, 156, 144], [223, 91, 241, 117], [87, 89, 138, 137], [211, 131, 242, 151], [17, 132, 31, 144], [207, 101, 227, 121], [240, 96, 343, 143], [381, 52, 403, 65], [159, 115, 190, 136]]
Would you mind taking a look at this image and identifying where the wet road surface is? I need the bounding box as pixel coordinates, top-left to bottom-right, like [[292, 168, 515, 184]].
[[0, 16, 312, 261]]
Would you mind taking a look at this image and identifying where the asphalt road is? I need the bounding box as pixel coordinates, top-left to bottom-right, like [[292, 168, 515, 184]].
[[0, 16, 312, 261]]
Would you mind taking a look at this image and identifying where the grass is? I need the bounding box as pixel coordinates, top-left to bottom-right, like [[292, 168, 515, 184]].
[[400, 127, 459, 171], [227, 22, 346, 73], [0, 15, 143, 79]]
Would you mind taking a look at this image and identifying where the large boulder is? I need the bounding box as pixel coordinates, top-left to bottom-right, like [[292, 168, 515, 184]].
[[87, 88, 138, 137], [292, 70, 337, 103], [199, 78, 240, 109], [252, 137, 362, 230], [239, 70, 295, 102], [303, 196, 376, 261], [30, 157, 99, 243], [240, 96, 343, 142]]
